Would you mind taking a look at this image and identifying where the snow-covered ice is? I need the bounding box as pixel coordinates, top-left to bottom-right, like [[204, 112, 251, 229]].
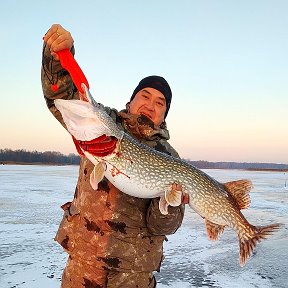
[[0, 165, 287, 287]]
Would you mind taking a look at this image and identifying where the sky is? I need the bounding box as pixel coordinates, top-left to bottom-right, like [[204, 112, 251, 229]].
[[1, 0, 287, 164]]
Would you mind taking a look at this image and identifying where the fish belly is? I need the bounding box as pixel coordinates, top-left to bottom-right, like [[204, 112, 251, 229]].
[[104, 162, 162, 198]]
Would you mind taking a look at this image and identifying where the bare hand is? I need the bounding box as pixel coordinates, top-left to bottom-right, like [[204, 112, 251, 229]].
[[43, 24, 74, 60]]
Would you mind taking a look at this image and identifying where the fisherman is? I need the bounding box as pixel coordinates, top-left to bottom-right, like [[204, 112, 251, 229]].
[[42, 24, 186, 288]]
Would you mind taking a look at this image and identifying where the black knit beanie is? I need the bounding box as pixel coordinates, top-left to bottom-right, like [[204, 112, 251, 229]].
[[130, 76, 172, 118]]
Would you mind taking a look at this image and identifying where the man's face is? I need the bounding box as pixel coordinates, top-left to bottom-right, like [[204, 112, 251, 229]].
[[129, 88, 167, 127]]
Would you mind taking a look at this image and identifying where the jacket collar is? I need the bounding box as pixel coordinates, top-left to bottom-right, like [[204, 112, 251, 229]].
[[118, 110, 170, 142]]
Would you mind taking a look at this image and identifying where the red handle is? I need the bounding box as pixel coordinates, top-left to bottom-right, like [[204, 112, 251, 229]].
[[56, 49, 89, 94], [54, 49, 113, 154]]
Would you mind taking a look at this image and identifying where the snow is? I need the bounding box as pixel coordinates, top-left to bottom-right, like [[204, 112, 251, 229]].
[[0, 165, 287, 287]]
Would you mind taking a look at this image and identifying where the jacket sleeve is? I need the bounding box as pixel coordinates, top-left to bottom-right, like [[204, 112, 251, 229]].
[[41, 43, 79, 127], [146, 199, 185, 235], [146, 142, 185, 236]]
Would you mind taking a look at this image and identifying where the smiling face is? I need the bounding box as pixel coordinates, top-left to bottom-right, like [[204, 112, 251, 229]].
[[128, 88, 167, 127]]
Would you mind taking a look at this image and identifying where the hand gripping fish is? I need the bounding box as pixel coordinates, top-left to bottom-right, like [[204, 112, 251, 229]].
[[53, 50, 281, 267]]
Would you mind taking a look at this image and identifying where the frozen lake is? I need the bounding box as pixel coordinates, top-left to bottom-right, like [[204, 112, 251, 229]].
[[0, 165, 287, 288]]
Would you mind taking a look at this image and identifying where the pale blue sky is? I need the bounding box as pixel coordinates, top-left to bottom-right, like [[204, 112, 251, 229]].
[[1, 0, 287, 163]]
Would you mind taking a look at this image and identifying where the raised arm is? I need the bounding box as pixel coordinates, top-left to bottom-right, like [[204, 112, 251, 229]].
[[41, 24, 78, 126]]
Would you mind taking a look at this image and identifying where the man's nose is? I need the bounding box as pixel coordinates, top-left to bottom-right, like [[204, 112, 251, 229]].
[[144, 100, 155, 111]]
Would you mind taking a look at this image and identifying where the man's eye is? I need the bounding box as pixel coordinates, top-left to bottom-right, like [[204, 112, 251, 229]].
[[157, 102, 164, 106]]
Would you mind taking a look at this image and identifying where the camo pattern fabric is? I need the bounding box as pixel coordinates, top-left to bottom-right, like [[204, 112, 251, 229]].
[[41, 44, 184, 287]]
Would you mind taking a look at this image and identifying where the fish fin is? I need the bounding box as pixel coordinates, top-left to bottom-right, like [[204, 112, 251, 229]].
[[83, 150, 99, 166], [165, 183, 183, 207], [90, 163, 106, 190], [159, 196, 169, 215], [205, 219, 226, 240], [224, 179, 253, 210], [239, 223, 282, 267]]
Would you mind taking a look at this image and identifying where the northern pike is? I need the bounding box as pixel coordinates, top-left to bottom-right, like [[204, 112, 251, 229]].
[[54, 84, 281, 267]]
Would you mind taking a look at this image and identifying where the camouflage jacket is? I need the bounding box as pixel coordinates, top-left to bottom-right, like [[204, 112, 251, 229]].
[[41, 44, 185, 273]]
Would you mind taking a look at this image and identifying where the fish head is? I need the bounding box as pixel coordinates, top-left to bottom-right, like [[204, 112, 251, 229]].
[[54, 98, 110, 141]]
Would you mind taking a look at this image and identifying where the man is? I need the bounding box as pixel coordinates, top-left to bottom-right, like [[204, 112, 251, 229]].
[[42, 24, 185, 288]]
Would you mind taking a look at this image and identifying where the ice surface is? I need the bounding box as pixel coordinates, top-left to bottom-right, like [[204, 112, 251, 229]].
[[0, 165, 287, 287]]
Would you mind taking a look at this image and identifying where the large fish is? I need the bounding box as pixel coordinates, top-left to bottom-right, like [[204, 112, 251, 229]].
[[54, 84, 281, 267]]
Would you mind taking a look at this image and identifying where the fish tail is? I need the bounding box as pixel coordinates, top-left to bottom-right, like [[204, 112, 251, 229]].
[[239, 223, 282, 267]]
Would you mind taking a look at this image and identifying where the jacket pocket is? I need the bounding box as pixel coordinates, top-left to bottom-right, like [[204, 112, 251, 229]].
[[54, 201, 80, 252]]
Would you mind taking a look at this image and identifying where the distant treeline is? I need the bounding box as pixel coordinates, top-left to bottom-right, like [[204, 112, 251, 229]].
[[0, 149, 80, 165], [1, 149, 288, 170], [187, 160, 288, 171]]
